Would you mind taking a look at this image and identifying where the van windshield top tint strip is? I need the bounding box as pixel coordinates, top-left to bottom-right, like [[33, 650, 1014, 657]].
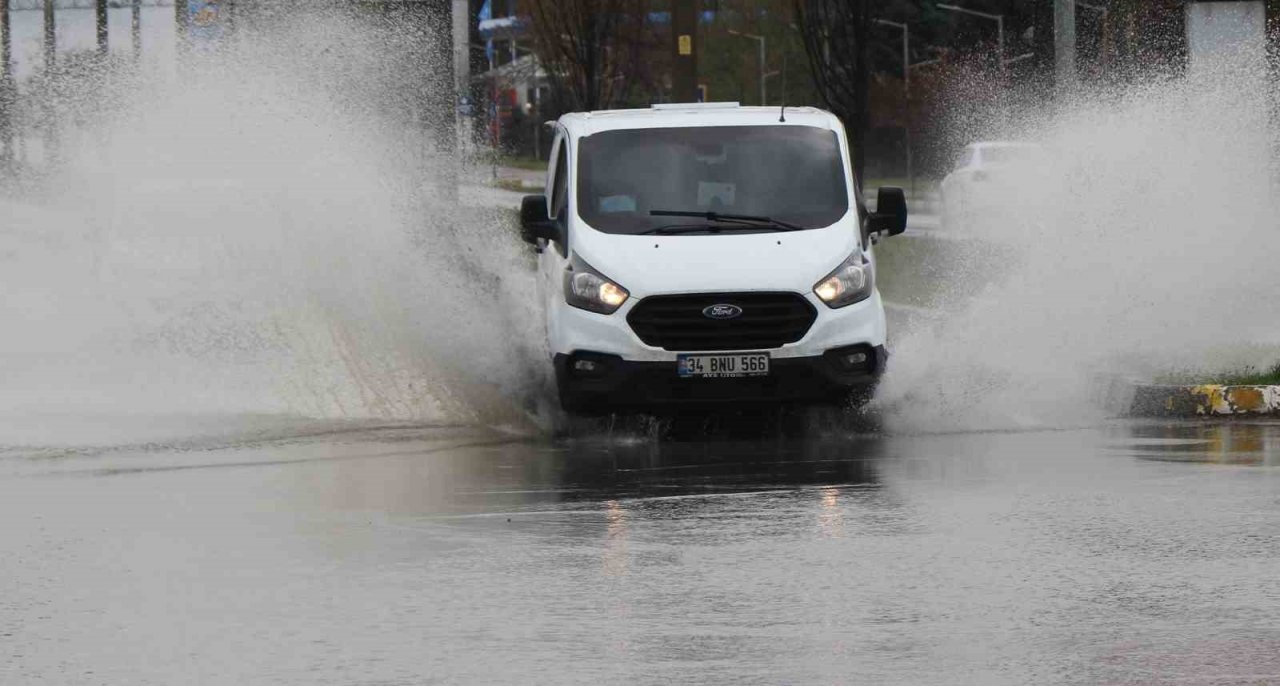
[[576, 125, 849, 235]]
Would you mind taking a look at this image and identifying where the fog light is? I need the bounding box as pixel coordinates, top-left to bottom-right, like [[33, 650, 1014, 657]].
[[564, 352, 621, 379], [825, 345, 875, 373]]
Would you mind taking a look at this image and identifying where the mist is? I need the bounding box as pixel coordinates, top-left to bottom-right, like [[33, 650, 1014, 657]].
[[877, 59, 1280, 432], [0, 12, 544, 445]]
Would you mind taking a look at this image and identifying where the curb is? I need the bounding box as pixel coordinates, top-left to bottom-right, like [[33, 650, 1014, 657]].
[[1130, 384, 1280, 418]]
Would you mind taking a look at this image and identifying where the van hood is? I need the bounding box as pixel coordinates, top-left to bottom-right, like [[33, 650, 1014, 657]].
[[570, 223, 860, 298]]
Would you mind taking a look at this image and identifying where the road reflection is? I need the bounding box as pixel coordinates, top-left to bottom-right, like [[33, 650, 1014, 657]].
[[306, 420, 888, 519], [816, 485, 845, 538], [1111, 420, 1280, 465], [602, 498, 628, 577], [555, 427, 886, 496]]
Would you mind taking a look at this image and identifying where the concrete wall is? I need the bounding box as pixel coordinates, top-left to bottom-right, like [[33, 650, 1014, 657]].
[[1186, 1, 1267, 76]]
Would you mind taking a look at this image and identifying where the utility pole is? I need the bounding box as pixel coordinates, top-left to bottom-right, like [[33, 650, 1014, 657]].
[[96, 0, 109, 59], [42, 0, 57, 168], [176, 0, 189, 58], [132, 0, 143, 60], [451, 0, 469, 161], [43, 0, 56, 73], [672, 1, 698, 102], [0, 0, 8, 85], [1, 0, 12, 173], [1054, 0, 1077, 90]]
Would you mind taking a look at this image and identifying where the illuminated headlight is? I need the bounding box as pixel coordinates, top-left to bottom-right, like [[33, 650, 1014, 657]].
[[564, 255, 630, 314], [814, 252, 874, 308]]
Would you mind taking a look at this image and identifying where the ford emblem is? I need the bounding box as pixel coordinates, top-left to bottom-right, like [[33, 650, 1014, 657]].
[[702, 304, 743, 320]]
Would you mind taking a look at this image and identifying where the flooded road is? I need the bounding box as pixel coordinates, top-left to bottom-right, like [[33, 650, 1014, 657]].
[[5, 420, 1280, 684]]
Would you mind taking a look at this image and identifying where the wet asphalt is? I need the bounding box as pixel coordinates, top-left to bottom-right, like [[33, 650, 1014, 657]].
[[4, 419, 1280, 685]]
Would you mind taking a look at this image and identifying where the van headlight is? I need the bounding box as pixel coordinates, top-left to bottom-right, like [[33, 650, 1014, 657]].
[[813, 252, 874, 308], [564, 255, 630, 314]]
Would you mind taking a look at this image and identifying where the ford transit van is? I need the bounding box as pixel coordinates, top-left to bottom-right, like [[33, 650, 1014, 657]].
[[520, 103, 907, 414]]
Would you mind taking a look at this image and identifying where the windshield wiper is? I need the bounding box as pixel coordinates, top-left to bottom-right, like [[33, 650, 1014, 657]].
[[639, 223, 788, 236], [647, 210, 806, 232]]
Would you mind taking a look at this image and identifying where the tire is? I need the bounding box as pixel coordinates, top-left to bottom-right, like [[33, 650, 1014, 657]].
[[847, 383, 877, 409]]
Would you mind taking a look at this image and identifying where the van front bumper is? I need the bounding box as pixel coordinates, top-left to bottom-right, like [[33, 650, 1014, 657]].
[[549, 290, 887, 363], [554, 344, 887, 412]]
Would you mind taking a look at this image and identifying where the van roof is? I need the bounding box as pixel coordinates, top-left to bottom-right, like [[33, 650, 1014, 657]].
[[557, 103, 843, 137]]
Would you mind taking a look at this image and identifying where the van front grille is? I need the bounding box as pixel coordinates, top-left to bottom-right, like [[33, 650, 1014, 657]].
[[626, 292, 817, 352]]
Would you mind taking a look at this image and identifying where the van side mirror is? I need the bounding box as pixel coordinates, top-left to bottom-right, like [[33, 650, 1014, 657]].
[[520, 195, 562, 246], [868, 187, 908, 237]]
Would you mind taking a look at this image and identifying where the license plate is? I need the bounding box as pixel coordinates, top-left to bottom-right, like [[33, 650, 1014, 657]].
[[677, 353, 770, 379]]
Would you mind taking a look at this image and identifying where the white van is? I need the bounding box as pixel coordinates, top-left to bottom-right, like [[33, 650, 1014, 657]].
[[520, 103, 907, 415]]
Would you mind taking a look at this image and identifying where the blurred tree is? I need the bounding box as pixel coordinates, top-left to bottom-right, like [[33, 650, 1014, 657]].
[[518, 0, 650, 112], [794, 0, 872, 181], [699, 0, 820, 107], [1109, 0, 1186, 80]]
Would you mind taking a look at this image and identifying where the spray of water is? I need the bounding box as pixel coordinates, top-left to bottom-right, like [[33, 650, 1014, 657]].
[[0, 12, 547, 445], [6, 11, 1280, 445], [877, 58, 1280, 433]]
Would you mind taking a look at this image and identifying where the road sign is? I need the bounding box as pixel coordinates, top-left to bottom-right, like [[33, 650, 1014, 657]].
[[188, 0, 224, 45]]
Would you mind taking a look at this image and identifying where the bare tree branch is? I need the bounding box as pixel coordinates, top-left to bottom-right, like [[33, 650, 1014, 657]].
[[794, 0, 871, 182], [520, 0, 648, 112]]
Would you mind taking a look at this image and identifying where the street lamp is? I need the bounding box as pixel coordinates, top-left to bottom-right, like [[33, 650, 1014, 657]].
[[727, 29, 767, 106], [873, 20, 910, 91], [937, 3, 1005, 72], [873, 19, 913, 191]]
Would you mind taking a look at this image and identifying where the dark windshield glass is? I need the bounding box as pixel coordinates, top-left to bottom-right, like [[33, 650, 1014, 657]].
[[576, 125, 849, 235]]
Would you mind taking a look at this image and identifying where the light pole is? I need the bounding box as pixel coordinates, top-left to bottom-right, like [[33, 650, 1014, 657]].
[[1055, 0, 1076, 91], [727, 29, 767, 106], [874, 19, 912, 191], [0, 0, 8, 84], [43, 0, 55, 72], [175, 0, 189, 59], [132, 0, 142, 60], [1, 0, 11, 173], [937, 4, 1005, 73], [96, 0, 108, 59]]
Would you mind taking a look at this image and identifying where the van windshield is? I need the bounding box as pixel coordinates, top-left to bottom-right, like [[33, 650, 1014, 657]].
[[576, 125, 849, 235]]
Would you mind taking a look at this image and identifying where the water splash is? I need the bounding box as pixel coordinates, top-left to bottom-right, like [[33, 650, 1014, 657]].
[[878, 62, 1280, 433], [0, 12, 545, 444]]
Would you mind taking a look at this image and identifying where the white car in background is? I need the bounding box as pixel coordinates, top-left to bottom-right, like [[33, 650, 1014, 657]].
[[940, 141, 1048, 232]]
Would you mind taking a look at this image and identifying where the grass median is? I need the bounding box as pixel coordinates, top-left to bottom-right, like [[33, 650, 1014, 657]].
[[873, 232, 1004, 310], [1158, 362, 1280, 386]]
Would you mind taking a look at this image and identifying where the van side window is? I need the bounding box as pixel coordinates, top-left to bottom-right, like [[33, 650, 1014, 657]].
[[551, 141, 569, 218]]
